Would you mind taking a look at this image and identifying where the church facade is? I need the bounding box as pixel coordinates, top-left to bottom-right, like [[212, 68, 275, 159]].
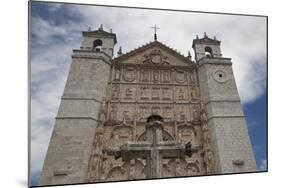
[[39, 25, 256, 186]]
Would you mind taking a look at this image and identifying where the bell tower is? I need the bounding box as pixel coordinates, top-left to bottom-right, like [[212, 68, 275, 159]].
[[193, 33, 256, 174], [39, 25, 117, 185], [81, 24, 117, 57]]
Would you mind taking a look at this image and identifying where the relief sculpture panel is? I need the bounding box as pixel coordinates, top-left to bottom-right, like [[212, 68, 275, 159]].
[[123, 66, 136, 82]]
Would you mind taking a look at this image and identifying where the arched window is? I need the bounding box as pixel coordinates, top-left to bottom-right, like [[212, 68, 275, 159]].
[[93, 39, 103, 52], [204, 46, 213, 57]]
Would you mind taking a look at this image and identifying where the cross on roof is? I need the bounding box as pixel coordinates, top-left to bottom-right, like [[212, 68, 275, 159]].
[[151, 24, 160, 41]]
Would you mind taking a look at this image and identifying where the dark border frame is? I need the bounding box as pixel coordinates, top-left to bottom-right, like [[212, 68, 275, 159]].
[[28, 1, 268, 187]]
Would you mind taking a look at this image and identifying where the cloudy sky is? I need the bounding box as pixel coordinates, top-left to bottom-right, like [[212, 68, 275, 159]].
[[30, 1, 267, 186]]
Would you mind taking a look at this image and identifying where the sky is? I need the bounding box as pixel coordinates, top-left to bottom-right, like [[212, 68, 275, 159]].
[[30, 1, 267, 186]]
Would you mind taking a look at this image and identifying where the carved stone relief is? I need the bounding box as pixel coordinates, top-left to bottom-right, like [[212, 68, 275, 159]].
[[176, 105, 186, 122], [151, 106, 161, 116], [111, 85, 119, 99], [138, 106, 149, 121], [142, 49, 169, 65], [109, 104, 117, 120], [192, 105, 201, 122], [162, 70, 171, 83], [106, 166, 127, 181], [123, 85, 135, 100], [118, 105, 134, 121], [140, 69, 150, 82], [187, 162, 200, 175], [162, 159, 176, 177], [178, 125, 196, 144], [176, 87, 186, 101], [163, 106, 173, 120], [190, 86, 199, 101], [152, 70, 160, 83], [114, 67, 121, 81], [151, 87, 160, 100], [189, 71, 196, 84], [123, 67, 136, 82], [111, 125, 133, 145], [139, 86, 150, 100], [175, 70, 186, 83], [162, 88, 172, 100]]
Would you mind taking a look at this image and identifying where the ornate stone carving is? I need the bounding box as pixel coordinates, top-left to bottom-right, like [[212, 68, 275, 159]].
[[106, 166, 127, 181], [111, 85, 119, 99], [175, 70, 186, 83], [200, 102, 215, 174], [141, 69, 150, 82], [109, 104, 117, 120], [163, 106, 173, 120], [114, 67, 121, 81], [140, 86, 149, 100], [178, 125, 196, 144], [152, 70, 160, 83], [190, 86, 199, 101], [189, 71, 196, 84], [143, 49, 169, 65], [187, 162, 200, 175], [111, 125, 133, 145], [151, 106, 161, 116], [162, 88, 172, 100], [176, 87, 186, 100], [162, 70, 170, 83], [139, 106, 149, 121], [124, 86, 134, 99], [98, 98, 107, 123], [151, 87, 160, 100], [192, 105, 201, 122], [177, 105, 186, 122], [123, 67, 136, 82]]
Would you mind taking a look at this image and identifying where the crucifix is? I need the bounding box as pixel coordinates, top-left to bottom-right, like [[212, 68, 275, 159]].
[[151, 24, 160, 41], [105, 115, 200, 179]]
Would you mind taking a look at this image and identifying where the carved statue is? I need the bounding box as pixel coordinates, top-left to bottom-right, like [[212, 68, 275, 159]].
[[99, 98, 107, 123]]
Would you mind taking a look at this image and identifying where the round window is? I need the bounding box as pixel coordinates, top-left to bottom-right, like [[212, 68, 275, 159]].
[[213, 70, 229, 83]]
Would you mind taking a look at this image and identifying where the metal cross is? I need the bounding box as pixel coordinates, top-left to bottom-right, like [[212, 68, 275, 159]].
[[151, 24, 160, 41]]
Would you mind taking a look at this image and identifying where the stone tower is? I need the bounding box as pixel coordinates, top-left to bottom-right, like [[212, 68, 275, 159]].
[[193, 32, 256, 173], [39, 28, 256, 186], [39, 25, 117, 185]]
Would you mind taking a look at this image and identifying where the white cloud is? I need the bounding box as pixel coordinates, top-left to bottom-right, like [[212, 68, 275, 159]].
[[258, 159, 267, 171], [30, 3, 266, 183]]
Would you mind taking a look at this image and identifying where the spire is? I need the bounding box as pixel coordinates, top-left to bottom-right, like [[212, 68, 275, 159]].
[[204, 32, 208, 38], [187, 51, 192, 60], [88, 26, 91, 31], [196, 35, 199, 39], [214, 36, 217, 40], [99, 24, 103, 31], [150, 24, 160, 41], [117, 46, 123, 56]]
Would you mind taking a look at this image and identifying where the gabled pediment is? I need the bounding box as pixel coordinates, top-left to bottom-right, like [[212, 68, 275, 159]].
[[113, 41, 195, 67]]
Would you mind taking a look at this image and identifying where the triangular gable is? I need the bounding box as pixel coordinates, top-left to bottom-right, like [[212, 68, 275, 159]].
[[113, 41, 195, 67]]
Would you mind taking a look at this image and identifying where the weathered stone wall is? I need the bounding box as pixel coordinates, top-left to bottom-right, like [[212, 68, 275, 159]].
[[39, 50, 111, 186], [197, 57, 256, 173]]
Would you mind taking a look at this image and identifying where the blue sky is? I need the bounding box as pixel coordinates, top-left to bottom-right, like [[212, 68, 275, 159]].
[[30, 1, 267, 186]]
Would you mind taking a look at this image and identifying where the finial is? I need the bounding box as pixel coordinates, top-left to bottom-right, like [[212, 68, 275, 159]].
[[214, 36, 216, 40], [188, 51, 192, 59], [196, 35, 199, 39], [204, 32, 207, 38], [99, 24, 103, 31], [150, 24, 160, 41], [118, 47, 123, 56], [88, 26, 91, 31], [110, 28, 113, 33]]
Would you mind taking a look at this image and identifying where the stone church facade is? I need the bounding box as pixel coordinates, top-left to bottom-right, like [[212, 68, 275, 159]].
[[39, 26, 256, 186]]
